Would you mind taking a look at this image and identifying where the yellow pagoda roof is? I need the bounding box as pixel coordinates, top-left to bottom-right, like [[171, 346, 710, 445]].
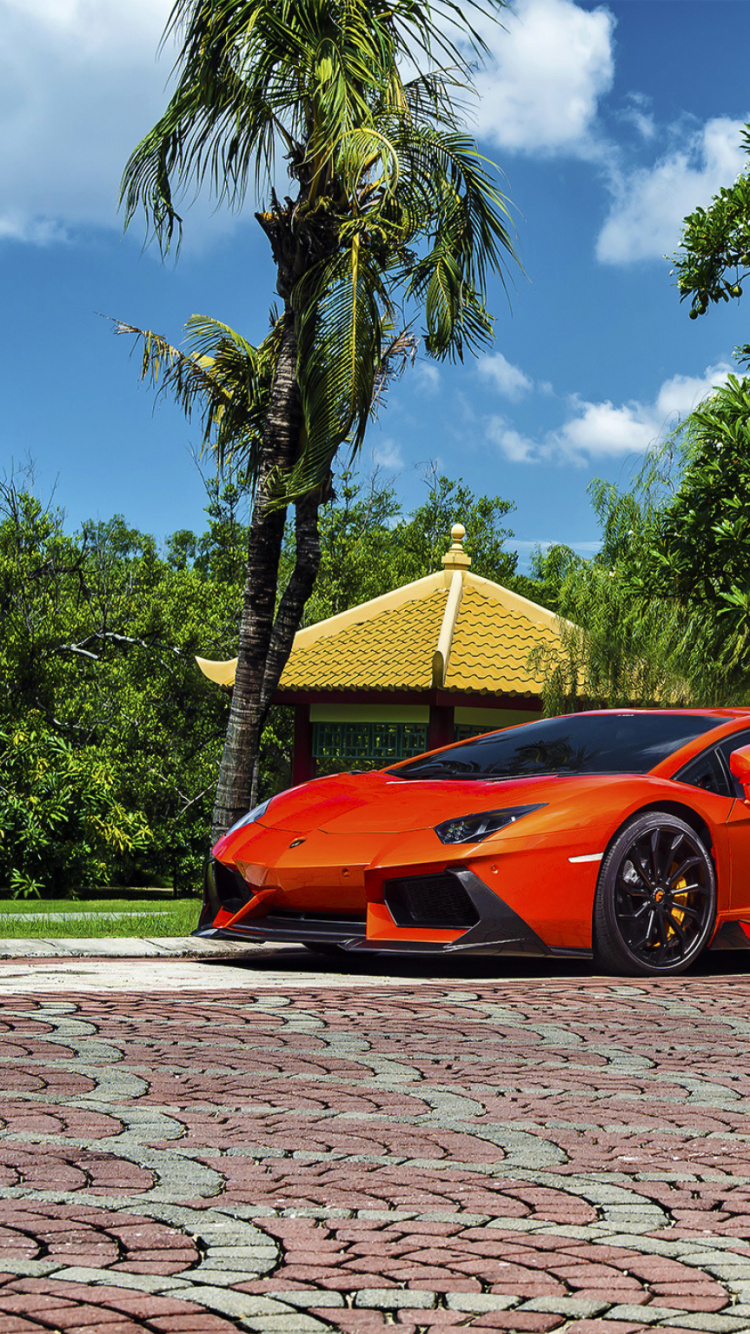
[[196, 524, 565, 699]]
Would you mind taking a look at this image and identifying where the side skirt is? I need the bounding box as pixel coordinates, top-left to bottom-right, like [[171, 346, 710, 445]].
[[709, 922, 750, 950]]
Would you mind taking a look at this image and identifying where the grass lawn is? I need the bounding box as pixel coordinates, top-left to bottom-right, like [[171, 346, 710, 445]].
[[0, 897, 202, 938]]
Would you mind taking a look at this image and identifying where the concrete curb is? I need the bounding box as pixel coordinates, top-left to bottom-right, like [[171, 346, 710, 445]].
[[0, 936, 262, 960]]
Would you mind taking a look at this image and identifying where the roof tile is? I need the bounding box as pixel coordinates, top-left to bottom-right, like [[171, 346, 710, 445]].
[[279, 588, 448, 691], [444, 584, 558, 697]]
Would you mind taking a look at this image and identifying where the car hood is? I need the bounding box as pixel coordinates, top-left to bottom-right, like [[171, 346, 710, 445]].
[[253, 769, 586, 836]]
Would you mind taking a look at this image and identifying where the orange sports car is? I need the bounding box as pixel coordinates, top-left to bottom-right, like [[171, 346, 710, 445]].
[[195, 708, 750, 976]]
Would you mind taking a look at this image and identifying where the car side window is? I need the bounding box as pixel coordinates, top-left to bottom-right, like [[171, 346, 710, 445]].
[[674, 747, 733, 798], [717, 729, 750, 798]]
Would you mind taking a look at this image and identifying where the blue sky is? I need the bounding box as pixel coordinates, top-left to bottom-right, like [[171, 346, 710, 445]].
[[1, 0, 749, 570]]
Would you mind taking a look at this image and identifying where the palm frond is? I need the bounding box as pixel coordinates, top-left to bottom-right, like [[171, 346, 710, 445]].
[[183, 314, 259, 365], [399, 124, 517, 281], [337, 128, 401, 205], [122, 0, 510, 247], [276, 241, 390, 501], [340, 117, 516, 358], [111, 315, 279, 482], [111, 319, 229, 420], [185, 315, 282, 473]]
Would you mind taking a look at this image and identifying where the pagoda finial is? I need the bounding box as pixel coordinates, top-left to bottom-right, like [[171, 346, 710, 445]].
[[441, 521, 471, 570]]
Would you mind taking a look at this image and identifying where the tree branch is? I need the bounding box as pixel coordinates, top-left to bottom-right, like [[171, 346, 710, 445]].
[[56, 631, 186, 672]]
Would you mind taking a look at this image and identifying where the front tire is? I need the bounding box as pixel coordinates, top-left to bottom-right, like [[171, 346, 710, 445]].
[[594, 812, 716, 976]]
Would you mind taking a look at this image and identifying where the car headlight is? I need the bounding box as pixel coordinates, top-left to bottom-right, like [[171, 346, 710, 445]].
[[434, 803, 546, 845], [224, 797, 273, 837]]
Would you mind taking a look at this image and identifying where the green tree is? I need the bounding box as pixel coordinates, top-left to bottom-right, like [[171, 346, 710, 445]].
[[513, 543, 582, 614], [530, 409, 750, 715], [673, 121, 750, 344], [0, 467, 529, 891], [619, 379, 750, 697], [0, 716, 151, 898], [388, 473, 518, 587], [530, 557, 693, 716], [520, 444, 695, 714], [654, 134, 750, 692], [296, 468, 401, 622], [121, 0, 518, 840], [644, 379, 750, 608], [0, 481, 241, 892]]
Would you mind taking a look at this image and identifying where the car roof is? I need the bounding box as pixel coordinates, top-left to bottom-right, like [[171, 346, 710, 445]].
[[545, 708, 750, 720], [643, 711, 750, 777]]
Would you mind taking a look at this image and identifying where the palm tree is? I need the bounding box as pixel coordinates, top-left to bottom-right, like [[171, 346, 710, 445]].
[[121, 0, 518, 839]]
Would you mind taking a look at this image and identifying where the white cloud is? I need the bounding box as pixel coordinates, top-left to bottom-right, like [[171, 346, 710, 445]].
[[554, 398, 656, 460], [470, 0, 615, 156], [0, 0, 177, 242], [371, 438, 405, 469], [4, 0, 740, 282], [597, 117, 749, 264], [0, 0, 256, 249], [486, 416, 538, 462], [488, 361, 733, 465], [552, 360, 733, 462], [416, 362, 441, 393], [514, 538, 601, 554], [618, 92, 656, 143], [0, 0, 615, 247], [653, 364, 734, 422], [478, 352, 533, 399]]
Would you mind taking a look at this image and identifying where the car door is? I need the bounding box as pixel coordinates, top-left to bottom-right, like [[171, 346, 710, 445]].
[[716, 729, 750, 913], [672, 743, 740, 912]]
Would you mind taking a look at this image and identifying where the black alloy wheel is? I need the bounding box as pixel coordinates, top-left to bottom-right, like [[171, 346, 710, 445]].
[[594, 812, 716, 976]]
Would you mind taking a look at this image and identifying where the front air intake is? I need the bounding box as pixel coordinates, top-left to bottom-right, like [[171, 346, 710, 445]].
[[383, 872, 479, 928], [204, 858, 255, 915]]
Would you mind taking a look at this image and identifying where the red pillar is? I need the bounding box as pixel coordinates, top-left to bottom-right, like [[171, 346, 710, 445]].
[[292, 702, 314, 785], [428, 704, 454, 752]]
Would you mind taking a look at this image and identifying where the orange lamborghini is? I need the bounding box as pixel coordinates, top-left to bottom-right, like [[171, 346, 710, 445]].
[[195, 709, 750, 976]]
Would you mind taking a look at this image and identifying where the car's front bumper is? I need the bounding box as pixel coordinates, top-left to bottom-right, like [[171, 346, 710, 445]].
[[193, 862, 591, 959]]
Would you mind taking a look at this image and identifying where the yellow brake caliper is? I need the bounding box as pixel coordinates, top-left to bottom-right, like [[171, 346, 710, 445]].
[[667, 865, 689, 939]]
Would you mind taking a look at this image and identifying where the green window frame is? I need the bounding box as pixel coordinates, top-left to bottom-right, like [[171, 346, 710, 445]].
[[311, 720, 497, 766], [312, 721, 428, 763]]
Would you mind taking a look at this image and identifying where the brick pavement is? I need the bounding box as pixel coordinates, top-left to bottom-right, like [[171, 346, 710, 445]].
[[2, 952, 750, 1331]]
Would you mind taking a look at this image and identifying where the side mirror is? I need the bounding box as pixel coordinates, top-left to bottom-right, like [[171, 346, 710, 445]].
[[729, 744, 750, 803]]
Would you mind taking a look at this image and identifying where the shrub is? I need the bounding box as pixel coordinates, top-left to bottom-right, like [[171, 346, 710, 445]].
[[0, 717, 151, 897]]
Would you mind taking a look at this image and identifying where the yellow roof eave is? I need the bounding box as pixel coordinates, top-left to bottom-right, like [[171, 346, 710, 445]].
[[195, 655, 237, 688]]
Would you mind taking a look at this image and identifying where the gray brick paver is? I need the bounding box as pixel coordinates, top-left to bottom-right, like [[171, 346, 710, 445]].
[[519, 1296, 611, 1316], [605, 1305, 686, 1322], [443, 1293, 520, 1311], [654, 1317, 750, 1332], [353, 1289, 438, 1308]]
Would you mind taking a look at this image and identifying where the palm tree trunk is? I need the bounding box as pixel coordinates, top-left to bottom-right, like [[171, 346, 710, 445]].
[[260, 487, 326, 714], [210, 491, 325, 838], [210, 315, 301, 839]]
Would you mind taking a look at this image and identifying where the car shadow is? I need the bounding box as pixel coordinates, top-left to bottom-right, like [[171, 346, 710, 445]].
[[196, 944, 750, 982]]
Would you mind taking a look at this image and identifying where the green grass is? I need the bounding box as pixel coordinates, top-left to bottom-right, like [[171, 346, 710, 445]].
[[0, 897, 202, 938]]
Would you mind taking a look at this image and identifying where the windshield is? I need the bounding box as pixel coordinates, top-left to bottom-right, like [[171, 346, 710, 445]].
[[391, 713, 721, 782]]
